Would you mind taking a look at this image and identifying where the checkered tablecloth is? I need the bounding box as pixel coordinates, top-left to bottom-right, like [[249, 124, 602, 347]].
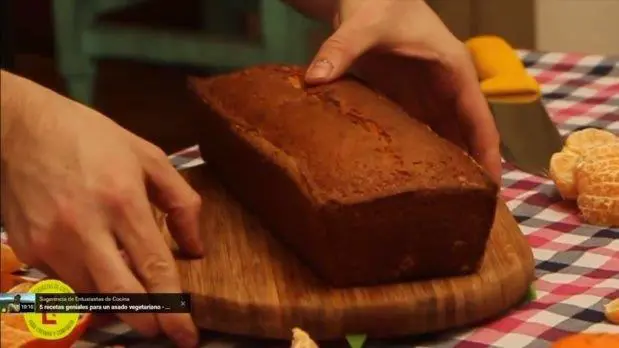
[[2, 50, 618, 347]]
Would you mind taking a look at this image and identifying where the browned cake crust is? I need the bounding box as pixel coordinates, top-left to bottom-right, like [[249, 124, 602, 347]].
[[188, 65, 499, 287]]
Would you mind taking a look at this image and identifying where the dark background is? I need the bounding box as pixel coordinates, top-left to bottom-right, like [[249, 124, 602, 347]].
[[4, 0, 217, 153]]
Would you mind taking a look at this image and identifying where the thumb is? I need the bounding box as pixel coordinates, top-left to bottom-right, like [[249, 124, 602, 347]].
[[305, 20, 376, 84]]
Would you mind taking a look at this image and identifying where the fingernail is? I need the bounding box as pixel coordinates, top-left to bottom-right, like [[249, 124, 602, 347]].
[[175, 329, 198, 348], [189, 243, 204, 259], [195, 241, 204, 256], [306, 59, 334, 81]]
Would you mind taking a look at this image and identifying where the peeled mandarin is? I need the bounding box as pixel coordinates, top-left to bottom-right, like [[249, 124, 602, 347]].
[[548, 128, 618, 227], [549, 150, 580, 199], [574, 142, 619, 227], [574, 142, 619, 194], [291, 327, 319, 348], [577, 194, 619, 227], [605, 298, 619, 325], [565, 128, 617, 155]]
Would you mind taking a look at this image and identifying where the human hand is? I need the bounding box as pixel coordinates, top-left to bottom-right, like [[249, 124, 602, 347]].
[[305, 0, 502, 184], [0, 71, 202, 347]]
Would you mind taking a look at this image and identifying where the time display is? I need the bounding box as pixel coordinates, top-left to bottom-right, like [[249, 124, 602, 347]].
[[19, 302, 35, 313]]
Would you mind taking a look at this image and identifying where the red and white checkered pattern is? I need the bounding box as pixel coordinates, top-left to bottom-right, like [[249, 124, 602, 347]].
[[2, 50, 618, 347]]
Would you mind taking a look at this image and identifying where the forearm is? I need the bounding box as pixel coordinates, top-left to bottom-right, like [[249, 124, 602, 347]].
[[281, 0, 337, 23]]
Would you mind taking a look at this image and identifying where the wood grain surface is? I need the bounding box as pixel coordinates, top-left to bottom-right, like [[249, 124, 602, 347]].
[[161, 164, 535, 340]]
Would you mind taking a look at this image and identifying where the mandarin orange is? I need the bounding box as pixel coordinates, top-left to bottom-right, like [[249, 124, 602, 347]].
[[564, 128, 617, 155], [549, 150, 580, 199], [549, 128, 618, 226], [605, 298, 619, 325], [552, 333, 619, 348]]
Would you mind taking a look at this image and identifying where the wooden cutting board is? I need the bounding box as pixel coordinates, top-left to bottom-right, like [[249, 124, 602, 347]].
[[162, 164, 535, 340]]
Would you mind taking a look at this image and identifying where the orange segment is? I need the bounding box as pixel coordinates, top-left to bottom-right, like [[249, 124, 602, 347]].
[[549, 150, 580, 199], [564, 128, 617, 155], [577, 194, 619, 227], [574, 142, 619, 194], [605, 298, 619, 325], [573, 142, 619, 227], [291, 327, 319, 348]]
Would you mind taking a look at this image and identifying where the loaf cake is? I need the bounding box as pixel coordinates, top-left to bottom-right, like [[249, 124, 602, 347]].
[[188, 65, 499, 287]]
